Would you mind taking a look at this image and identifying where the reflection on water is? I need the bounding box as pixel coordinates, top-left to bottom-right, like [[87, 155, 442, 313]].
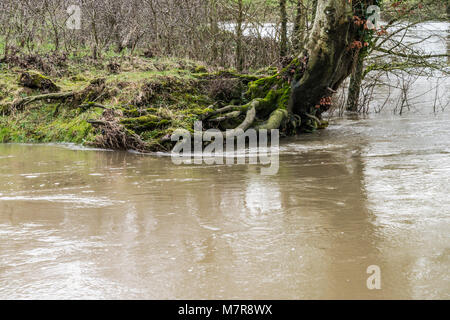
[[0, 112, 449, 299]]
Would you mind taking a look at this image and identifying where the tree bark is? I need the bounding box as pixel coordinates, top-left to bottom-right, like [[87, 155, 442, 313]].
[[292, 0, 305, 51], [279, 0, 288, 58], [236, 0, 244, 72], [311, 0, 318, 21], [289, 0, 367, 117], [346, 52, 364, 112]]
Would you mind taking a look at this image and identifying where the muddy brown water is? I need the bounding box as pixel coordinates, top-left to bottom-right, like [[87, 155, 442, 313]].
[[0, 112, 449, 299]]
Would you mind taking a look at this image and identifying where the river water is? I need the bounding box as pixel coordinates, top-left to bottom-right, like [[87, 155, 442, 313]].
[[0, 22, 449, 300], [0, 111, 449, 299]]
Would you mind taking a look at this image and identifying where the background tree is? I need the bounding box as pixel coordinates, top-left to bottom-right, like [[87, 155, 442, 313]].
[[279, 0, 288, 59], [346, 0, 449, 112]]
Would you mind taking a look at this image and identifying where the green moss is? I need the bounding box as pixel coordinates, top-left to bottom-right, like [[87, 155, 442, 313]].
[[40, 116, 95, 144], [146, 107, 159, 113], [120, 115, 171, 132], [0, 100, 99, 144], [0, 127, 12, 142], [122, 108, 142, 117], [193, 65, 208, 73], [69, 75, 87, 82], [318, 120, 329, 130], [247, 75, 279, 100], [256, 109, 289, 130], [250, 66, 279, 77], [121, 115, 160, 123], [276, 84, 291, 109], [140, 129, 166, 141], [19, 71, 60, 92], [247, 80, 291, 117]]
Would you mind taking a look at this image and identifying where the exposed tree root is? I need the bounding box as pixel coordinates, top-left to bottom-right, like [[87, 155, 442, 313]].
[[201, 104, 245, 120], [203, 96, 291, 143], [12, 92, 75, 112], [10, 78, 107, 114], [305, 113, 321, 124], [228, 103, 257, 133], [87, 109, 149, 152], [79, 103, 108, 111], [256, 109, 289, 130], [207, 110, 242, 123]]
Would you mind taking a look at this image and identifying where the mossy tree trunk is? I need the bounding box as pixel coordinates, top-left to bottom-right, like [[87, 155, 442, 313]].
[[289, 0, 372, 117]]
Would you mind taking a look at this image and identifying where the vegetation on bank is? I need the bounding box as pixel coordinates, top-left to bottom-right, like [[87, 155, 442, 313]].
[[0, 52, 282, 151]]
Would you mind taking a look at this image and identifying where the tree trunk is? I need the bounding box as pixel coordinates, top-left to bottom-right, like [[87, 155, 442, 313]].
[[236, 0, 244, 72], [346, 52, 365, 112], [209, 1, 220, 65], [447, 2, 450, 64], [279, 0, 288, 58], [289, 0, 367, 117], [292, 0, 305, 51], [311, 0, 318, 21]]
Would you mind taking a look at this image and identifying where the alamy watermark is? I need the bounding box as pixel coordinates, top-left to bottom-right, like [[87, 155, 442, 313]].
[[170, 121, 280, 176], [66, 5, 81, 30], [367, 265, 382, 290], [366, 5, 381, 30]]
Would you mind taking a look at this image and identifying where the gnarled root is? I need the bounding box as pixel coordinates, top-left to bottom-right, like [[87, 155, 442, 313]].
[[203, 98, 289, 142], [10, 78, 107, 114], [223, 102, 257, 138], [256, 109, 289, 130], [11, 92, 75, 112], [207, 110, 242, 123]]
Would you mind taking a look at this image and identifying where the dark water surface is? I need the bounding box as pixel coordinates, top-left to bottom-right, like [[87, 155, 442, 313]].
[[0, 112, 449, 299]]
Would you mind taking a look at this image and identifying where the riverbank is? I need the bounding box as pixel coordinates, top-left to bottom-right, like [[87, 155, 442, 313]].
[[0, 53, 276, 152]]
